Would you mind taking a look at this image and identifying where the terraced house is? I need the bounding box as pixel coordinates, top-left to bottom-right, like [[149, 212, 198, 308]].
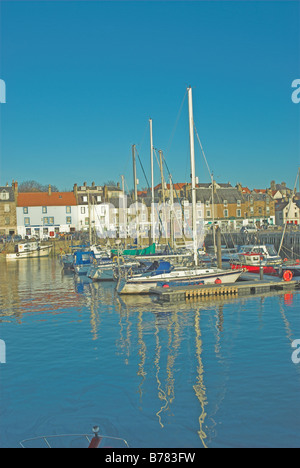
[[0, 182, 18, 236]]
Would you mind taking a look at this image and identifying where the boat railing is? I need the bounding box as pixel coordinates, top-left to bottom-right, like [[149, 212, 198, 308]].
[[19, 432, 129, 448]]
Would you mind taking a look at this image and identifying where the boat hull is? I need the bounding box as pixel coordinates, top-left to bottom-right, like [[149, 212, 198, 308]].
[[117, 269, 244, 294], [230, 263, 278, 276], [6, 245, 52, 260], [87, 264, 115, 281]]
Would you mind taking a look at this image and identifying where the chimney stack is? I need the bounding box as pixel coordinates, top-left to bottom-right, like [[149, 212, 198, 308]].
[[48, 184, 52, 196]]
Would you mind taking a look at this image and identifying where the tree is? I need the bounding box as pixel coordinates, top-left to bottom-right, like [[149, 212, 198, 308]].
[[103, 180, 116, 187], [18, 180, 59, 192]]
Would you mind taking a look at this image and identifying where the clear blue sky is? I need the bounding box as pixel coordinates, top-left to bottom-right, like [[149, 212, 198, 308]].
[[0, 0, 299, 192]]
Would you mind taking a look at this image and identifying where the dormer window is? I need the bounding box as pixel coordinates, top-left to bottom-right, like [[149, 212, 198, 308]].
[[0, 190, 9, 201]]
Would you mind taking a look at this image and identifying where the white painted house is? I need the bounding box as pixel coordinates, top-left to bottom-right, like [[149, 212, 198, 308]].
[[17, 189, 78, 239]]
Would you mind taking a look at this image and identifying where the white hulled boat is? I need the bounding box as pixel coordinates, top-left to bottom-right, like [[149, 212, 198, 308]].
[[6, 241, 52, 260], [117, 261, 244, 294]]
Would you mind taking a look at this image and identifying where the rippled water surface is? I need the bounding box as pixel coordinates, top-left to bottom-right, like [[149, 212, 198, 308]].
[[0, 257, 300, 448]]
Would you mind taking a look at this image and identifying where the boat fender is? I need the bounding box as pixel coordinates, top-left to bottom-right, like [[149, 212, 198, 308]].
[[162, 284, 170, 288], [215, 278, 222, 284], [296, 259, 300, 264], [283, 270, 293, 282], [284, 258, 288, 262]]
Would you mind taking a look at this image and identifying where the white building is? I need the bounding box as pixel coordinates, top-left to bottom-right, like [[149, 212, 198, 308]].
[[17, 189, 78, 239]]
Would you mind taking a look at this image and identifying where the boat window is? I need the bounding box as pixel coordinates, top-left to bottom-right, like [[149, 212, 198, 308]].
[[266, 245, 277, 256], [252, 248, 264, 254]]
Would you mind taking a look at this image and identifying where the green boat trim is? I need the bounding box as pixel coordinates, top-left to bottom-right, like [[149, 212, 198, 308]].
[[111, 243, 156, 257]]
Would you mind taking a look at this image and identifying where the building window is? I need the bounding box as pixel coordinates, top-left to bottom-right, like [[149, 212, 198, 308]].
[[42, 206, 47, 213], [24, 217, 30, 226], [85, 217, 89, 225], [97, 196, 101, 202], [81, 207, 85, 214], [224, 200, 228, 207], [49, 217, 54, 225], [206, 210, 211, 218], [66, 216, 72, 224], [82, 196, 88, 203], [43, 217, 49, 224], [66, 206, 71, 214], [205, 200, 210, 207], [5, 217, 10, 225], [237, 200, 241, 207], [0, 190, 9, 201], [224, 209, 229, 218], [236, 209, 242, 217], [23, 207, 28, 214], [4, 204, 10, 213]]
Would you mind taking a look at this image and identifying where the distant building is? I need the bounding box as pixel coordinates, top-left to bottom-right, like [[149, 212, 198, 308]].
[[0, 182, 18, 236], [275, 199, 300, 226]]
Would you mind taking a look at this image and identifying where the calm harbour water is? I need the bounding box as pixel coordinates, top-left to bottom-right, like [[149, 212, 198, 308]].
[[0, 257, 300, 448]]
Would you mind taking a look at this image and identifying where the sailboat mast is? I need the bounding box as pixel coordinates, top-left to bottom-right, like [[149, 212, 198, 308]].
[[187, 86, 198, 266], [149, 118, 155, 243], [132, 144, 139, 245]]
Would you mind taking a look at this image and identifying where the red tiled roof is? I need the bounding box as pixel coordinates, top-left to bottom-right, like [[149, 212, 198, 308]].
[[154, 183, 186, 190], [253, 189, 267, 194], [242, 187, 251, 194], [17, 192, 77, 207]]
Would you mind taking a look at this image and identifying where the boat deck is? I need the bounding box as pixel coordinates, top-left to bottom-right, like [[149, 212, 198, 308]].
[[149, 273, 300, 303]]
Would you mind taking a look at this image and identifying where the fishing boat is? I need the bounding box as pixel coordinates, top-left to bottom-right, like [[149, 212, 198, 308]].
[[19, 425, 129, 449], [117, 260, 244, 294], [230, 244, 282, 275], [6, 241, 52, 260]]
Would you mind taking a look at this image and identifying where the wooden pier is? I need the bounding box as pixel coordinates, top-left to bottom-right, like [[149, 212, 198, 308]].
[[150, 274, 300, 303]]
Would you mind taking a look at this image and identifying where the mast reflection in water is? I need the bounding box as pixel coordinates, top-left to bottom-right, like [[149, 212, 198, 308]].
[[0, 257, 300, 448]]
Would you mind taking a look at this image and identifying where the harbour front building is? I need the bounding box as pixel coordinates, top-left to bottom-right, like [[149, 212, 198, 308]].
[[16, 188, 78, 239]]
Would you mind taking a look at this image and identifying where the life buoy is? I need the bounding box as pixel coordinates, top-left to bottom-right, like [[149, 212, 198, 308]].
[[283, 270, 293, 282], [215, 278, 222, 284]]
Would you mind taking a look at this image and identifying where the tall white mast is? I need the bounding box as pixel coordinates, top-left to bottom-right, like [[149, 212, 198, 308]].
[[187, 86, 198, 266], [149, 118, 155, 243], [132, 144, 139, 245]]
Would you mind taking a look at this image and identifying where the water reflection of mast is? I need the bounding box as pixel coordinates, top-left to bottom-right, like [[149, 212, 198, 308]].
[[154, 311, 182, 428], [137, 310, 147, 405], [193, 308, 208, 448], [89, 282, 100, 341], [154, 317, 168, 428]]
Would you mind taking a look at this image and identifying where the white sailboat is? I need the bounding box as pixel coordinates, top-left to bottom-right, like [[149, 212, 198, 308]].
[[117, 87, 243, 295]]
